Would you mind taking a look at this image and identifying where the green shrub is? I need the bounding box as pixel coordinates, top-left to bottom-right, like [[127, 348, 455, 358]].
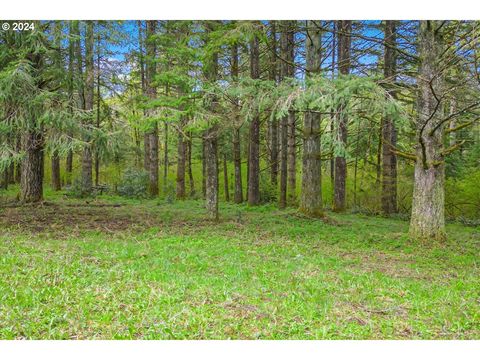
[[117, 168, 149, 199], [260, 174, 277, 204]]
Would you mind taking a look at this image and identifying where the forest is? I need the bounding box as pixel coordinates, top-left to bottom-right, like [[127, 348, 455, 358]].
[[0, 20, 479, 339]]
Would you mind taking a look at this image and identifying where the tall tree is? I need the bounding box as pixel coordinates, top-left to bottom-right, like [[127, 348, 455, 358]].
[[278, 21, 291, 209], [300, 21, 323, 217], [333, 20, 352, 212], [381, 20, 398, 214], [138, 21, 150, 173], [269, 21, 279, 187], [81, 20, 94, 195], [145, 20, 159, 197], [65, 21, 75, 185], [409, 21, 446, 241], [51, 21, 62, 191], [176, 118, 186, 200], [204, 22, 219, 220], [247, 32, 261, 206], [286, 21, 297, 205], [231, 42, 243, 204]]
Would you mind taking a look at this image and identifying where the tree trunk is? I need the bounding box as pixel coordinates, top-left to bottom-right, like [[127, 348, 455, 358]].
[[300, 20, 323, 217], [146, 20, 159, 197], [163, 122, 168, 191], [330, 21, 336, 194], [20, 131, 44, 203], [81, 20, 94, 196], [286, 21, 296, 205], [248, 34, 260, 206], [233, 127, 243, 203], [65, 21, 75, 186], [223, 152, 230, 202], [231, 43, 243, 204], [15, 136, 21, 183], [176, 123, 186, 200], [204, 21, 220, 220], [409, 20, 446, 241], [381, 20, 398, 214], [186, 134, 195, 197], [202, 139, 206, 198], [278, 21, 293, 209], [269, 21, 279, 187], [205, 128, 218, 220], [333, 20, 352, 212], [51, 151, 61, 191], [94, 32, 101, 187]]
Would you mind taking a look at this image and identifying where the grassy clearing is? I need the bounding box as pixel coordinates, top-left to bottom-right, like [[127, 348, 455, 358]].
[[0, 191, 479, 339]]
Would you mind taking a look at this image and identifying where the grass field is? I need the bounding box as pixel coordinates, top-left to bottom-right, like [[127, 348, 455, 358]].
[[0, 191, 479, 339]]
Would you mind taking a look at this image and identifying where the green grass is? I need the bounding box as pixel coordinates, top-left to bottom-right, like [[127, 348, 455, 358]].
[[0, 190, 479, 339]]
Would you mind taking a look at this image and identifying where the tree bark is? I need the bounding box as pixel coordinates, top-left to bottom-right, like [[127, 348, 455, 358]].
[[223, 152, 230, 202], [65, 23, 74, 186], [51, 151, 61, 191], [81, 20, 94, 196], [176, 121, 186, 200], [186, 134, 195, 197], [300, 20, 323, 217], [278, 21, 293, 209], [269, 21, 279, 187], [233, 127, 243, 203], [20, 131, 44, 203], [163, 122, 168, 191], [231, 43, 243, 204], [204, 22, 220, 220], [286, 21, 297, 205], [204, 128, 218, 220], [409, 20, 446, 241], [333, 20, 352, 212], [381, 20, 398, 214], [145, 20, 159, 197], [94, 31, 101, 187], [248, 34, 261, 206]]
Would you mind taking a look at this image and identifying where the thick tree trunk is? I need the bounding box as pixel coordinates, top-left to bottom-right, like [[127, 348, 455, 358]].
[[145, 20, 159, 197], [333, 20, 351, 212], [381, 20, 398, 214], [20, 131, 44, 203], [409, 20, 446, 241], [176, 124, 186, 200], [51, 151, 61, 191], [81, 20, 94, 196], [247, 34, 261, 206], [300, 20, 323, 217]]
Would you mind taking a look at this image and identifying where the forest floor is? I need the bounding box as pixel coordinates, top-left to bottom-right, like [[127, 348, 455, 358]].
[[0, 190, 479, 339]]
